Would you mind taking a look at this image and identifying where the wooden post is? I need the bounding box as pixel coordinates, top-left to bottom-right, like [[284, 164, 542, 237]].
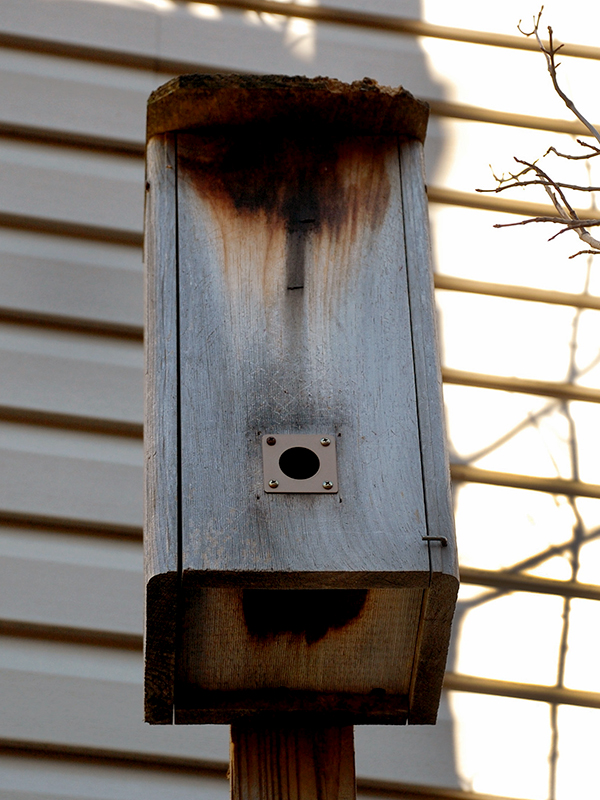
[[230, 724, 356, 800]]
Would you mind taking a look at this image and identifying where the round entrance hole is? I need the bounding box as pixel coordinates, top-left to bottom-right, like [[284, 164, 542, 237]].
[[278, 447, 320, 481]]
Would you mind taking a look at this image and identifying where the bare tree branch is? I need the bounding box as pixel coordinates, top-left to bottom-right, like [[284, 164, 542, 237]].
[[547, 140, 600, 160], [569, 249, 600, 259], [521, 12, 600, 145], [482, 9, 600, 258], [479, 179, 600, 193], [494, 217, 600, 231]]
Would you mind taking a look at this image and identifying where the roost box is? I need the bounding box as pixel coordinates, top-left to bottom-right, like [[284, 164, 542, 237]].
[[144, 75, 458, 726]]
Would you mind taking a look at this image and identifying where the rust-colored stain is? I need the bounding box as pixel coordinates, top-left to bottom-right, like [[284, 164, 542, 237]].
[[178, 130, 393, 301], [242, 588, 368, 645], [178, 130, 391, 237], [155, 75, 422, 299]]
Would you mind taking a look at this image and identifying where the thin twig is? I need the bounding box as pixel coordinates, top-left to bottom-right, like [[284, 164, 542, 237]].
[[547, 140, 600, 160], [527, 16, 600, 146], [494, 217, 600, 230], [569, 249, 600, 259], [478, 179, 600, 194], [513, 157, 576, 217], [482, 9, 600, 257]]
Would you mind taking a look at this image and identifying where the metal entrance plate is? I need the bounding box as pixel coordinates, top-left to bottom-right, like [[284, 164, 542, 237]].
[[262, 433, 338, 493]]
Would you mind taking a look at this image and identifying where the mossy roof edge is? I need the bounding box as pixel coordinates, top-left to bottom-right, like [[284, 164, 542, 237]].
[[147, 74, 429, 142]]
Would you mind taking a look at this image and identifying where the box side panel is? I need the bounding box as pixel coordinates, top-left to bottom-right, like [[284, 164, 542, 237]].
[[399, 138, 458, 579], [144, 132, 179, 722], [408, 573, 459, 725], [399, 140, 458, 724], [145, 572, 178, 723]]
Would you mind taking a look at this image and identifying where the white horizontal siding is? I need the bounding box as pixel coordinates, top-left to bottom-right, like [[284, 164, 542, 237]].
[[0, 632, 460, 786], [0, 47, 169, 147], [304, 0, 419, 12], [0, 140, 143, 236], [0, 754, 228, 800], [0, 423, 142, 531], [420, 36, 600, 120], [430, 117, 600, 200], [0, 323, 142, 427], [430, 205, 600, 298], [422, 0, 600, 47], [0, 0, 433, 90], [3, 0, 600, 123], [0, 229, 142, 332], [437, 292, 591, 382], [0, 637, 229, 760], [0, 527, 142, 637], [0, 0, 160, 62]]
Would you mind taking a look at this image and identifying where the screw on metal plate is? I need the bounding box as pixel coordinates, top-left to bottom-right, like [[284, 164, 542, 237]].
[[266, 437, 277, 446], [322, 481, 333, 490], [268, 479, 279, 488], [320, 437, 331, 447], [422, 536, 448, 547]]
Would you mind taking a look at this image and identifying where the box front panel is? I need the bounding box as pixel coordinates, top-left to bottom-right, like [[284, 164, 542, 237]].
[[177, 130, 429, 579]]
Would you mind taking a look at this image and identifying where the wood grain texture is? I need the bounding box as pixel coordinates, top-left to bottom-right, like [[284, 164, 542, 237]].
[[148, 75, 428, 141], [230, 724, 356, 800], [399, 139, 457, 581], [177, 130, 429, 582], [145, 81, 457, 725], [406, 578, 458, 724], [399, 140, 458, 723], [176, 587, 420, 723], [144, 134, 179, 723]]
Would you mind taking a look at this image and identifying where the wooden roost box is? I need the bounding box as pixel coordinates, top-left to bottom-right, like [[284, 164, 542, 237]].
[[144, 75, 458, 727]]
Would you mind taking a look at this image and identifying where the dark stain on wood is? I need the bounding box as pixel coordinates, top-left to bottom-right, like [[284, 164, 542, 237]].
[[175, 687, 409, 725], [177, 130, 392, 242], [242, 588, 368, 644]]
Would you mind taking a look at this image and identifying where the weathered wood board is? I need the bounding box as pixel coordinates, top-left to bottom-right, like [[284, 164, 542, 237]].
[[144, 133, 179, 723], [177, 129, 428, 581], [176, 587, 423, 724], [144, 75, 458, 726]]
